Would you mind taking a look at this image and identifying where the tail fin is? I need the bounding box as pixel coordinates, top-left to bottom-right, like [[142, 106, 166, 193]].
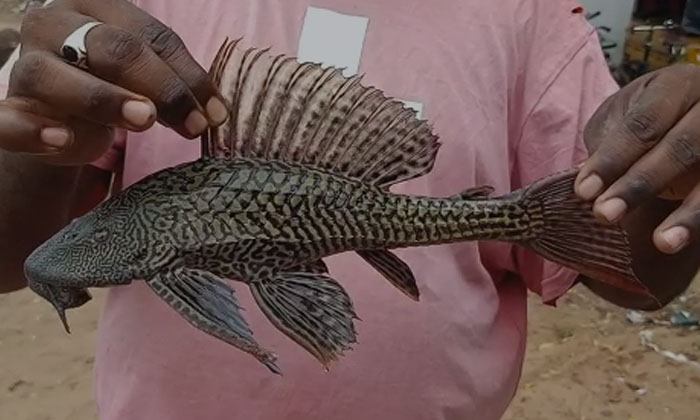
[[518, 169, 656, 301]]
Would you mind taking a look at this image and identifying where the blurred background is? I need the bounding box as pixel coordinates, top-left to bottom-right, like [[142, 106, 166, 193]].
[[1, 1, 699, 419]]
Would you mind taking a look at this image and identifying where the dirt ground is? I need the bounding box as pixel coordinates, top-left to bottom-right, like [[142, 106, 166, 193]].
[[503, 281, 700, 420], [2, 278, 699, 420], [0, 1, 699, 419]]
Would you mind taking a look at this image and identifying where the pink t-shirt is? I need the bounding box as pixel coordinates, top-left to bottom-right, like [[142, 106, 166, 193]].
[[0, 1, 618, 419]]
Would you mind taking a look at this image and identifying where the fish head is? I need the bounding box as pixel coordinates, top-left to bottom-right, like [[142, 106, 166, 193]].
[[24, 192, 174, 332], [24, 197, 159, 292]]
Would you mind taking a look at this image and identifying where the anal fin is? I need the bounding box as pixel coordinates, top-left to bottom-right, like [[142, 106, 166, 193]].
[[248, 272, 357, 370], [356, 250, 420, 301], [147, 268, 280, 374]]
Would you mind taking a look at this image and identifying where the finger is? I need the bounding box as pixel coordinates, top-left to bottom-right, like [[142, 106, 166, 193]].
[[69, 0, 227, 125], [9, 51, 157, 131], [47, 115, 114, 165], [576, 67, 700, 201], [0, 98, 73, 155], [84, 24, 217, 137], [591, 102, 700, 223], [658, 166, 700, 200], [653, 182, 700, 254], [20, 7, 225, 137], [0, 96, 114, 164]]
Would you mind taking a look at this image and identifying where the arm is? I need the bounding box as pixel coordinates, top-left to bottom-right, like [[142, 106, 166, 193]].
[[0, 155, 110, 293]]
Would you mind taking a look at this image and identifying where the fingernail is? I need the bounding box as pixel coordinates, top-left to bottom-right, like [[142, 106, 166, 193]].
[[577, 174, 604, 200], [40, 127, 72, 148], [122, 100, 155, 128], [661, 226, 690, 252], [206, 97, 228, 125], [185, 110, 209, 136], [596, 197, 627, 223]]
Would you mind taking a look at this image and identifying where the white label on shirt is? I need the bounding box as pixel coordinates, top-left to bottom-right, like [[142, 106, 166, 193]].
[[298, 7, 369, 77], [298, 7, 425, 117]]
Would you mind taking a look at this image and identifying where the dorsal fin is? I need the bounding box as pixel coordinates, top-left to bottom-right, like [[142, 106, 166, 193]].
[[201, 38, 441, 188]]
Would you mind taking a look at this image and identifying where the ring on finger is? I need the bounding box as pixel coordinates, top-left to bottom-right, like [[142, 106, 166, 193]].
[[60, 21, 103, 70]]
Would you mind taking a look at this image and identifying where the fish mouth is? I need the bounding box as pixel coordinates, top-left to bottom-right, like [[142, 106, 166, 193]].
[[26, 280, 92, 334]]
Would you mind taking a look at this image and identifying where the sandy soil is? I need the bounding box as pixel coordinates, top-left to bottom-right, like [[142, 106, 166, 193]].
[[503, 281, 700, 420], [2, 279, 699, 420], [1, 289, 100, 420]]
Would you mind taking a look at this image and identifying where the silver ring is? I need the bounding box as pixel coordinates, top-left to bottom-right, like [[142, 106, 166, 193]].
[[60, 22, 103, 70]]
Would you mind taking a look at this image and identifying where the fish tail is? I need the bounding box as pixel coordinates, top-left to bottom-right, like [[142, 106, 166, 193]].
[[517, 169, 656, 302]]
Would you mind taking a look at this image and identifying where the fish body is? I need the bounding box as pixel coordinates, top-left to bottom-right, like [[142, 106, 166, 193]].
[[126, 157, 535, 265], [24, 39, 653, 373]]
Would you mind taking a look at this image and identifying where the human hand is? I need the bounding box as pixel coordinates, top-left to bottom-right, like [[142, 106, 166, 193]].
[[575, 64, 700, 255], [0, 0, 228, 165]]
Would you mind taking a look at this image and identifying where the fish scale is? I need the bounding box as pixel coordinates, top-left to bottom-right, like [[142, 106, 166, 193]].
[[25, 38, 655, 375]]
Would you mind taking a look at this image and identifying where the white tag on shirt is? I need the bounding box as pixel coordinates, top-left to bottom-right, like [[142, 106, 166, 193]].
[[297, 7, 369, 77], [298, 7, 425, 117]]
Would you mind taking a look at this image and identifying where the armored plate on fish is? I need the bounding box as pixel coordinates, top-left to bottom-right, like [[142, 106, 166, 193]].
[[24, 38, 654, 374]]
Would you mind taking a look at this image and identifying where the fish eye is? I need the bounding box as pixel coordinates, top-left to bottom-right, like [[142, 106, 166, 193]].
[[63, 231, 79, 241], [94, 229, 109, 243]]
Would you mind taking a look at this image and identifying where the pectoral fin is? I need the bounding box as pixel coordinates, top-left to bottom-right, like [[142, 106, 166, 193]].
[[248, 271, 357, 370], [357, 250, 419, 300], [147, 268, 280, 374]]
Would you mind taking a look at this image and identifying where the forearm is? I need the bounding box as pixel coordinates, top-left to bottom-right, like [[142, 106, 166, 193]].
[[581, 198, 700, 311], [0, 152, 81, 293]]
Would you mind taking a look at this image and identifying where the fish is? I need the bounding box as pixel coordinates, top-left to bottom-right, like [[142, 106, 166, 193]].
[[23, 38, 654, 374]]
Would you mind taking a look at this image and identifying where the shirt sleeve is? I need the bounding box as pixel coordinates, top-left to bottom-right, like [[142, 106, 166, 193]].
[[512, 30, 619, 305]]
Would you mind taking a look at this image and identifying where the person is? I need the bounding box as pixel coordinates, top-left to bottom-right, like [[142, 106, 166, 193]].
[[0, 0, 698, 419]]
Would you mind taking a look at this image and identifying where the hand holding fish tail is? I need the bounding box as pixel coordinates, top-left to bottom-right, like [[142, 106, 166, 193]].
[[0, 0, 228, 165], [575, 64, 700, 309]]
